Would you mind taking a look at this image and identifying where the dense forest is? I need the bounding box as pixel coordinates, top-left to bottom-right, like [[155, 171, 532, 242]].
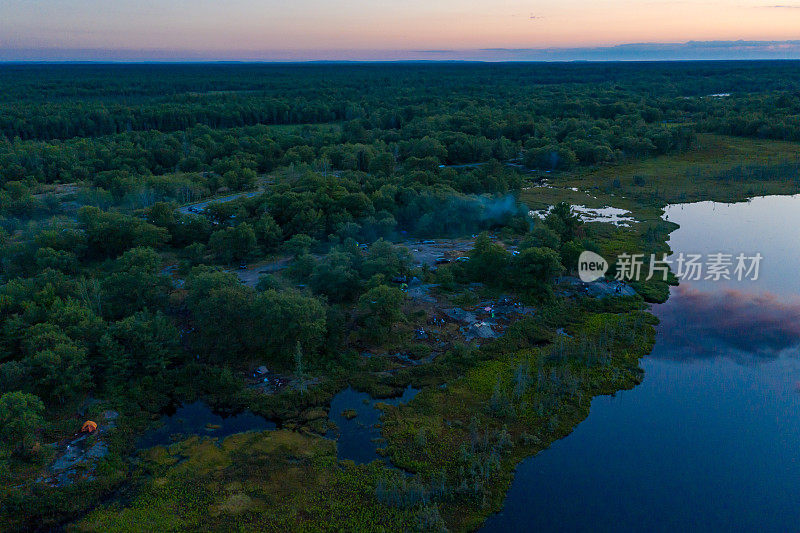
[[1, 62, 799, 531]]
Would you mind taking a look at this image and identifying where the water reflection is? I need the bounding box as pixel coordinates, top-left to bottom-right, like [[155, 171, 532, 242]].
[[327, 385, 419, 464], [482, 194, 800, 532], [663, 194, 800, 295], [653, 284, 800, 362], [136, 401, 276, 449]]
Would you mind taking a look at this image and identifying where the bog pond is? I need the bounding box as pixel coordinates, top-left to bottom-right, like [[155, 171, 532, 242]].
[[483, 195, 800, 532], [136, 401, 276, 449], [328, 385, 420, 464], [137, 386, 420, 465]]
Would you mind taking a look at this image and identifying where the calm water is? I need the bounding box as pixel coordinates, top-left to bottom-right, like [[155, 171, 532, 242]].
[[483, 195, 800, 532], [328, 385, 419, 464], [136, 401, 276, 449]]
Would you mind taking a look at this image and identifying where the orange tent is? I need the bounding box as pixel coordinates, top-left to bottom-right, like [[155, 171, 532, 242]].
[[81, 420, 98, 433]]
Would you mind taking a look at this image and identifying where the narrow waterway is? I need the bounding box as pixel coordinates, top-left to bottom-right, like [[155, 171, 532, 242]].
[[483, 195, 800, 532]]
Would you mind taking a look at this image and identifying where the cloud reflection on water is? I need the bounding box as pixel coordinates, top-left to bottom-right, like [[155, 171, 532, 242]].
[[652, 284, 800, 362]]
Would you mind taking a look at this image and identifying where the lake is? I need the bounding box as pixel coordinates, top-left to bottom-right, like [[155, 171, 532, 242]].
[[482, 195, 800, 532]]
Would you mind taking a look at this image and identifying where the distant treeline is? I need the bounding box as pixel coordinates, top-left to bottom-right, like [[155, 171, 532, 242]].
[[701, 160, 800, 182], [1, 62, 800, 142]]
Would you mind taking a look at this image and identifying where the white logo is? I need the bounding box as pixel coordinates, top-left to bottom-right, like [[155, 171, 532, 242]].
[[578, 251, 608, 282]]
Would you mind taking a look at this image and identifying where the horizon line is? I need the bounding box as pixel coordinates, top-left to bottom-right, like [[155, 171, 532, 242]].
[[4, 59, 800, 65], [4, 39, 800, 63]]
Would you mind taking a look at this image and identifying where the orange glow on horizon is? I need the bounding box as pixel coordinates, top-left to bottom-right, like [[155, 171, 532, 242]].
[[1, 0, 799, 55]]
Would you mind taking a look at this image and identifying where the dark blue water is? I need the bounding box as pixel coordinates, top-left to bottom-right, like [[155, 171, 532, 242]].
[[328, 385, 419, 464], [483, 195, 800, 532], [136, 401, 276, 449]]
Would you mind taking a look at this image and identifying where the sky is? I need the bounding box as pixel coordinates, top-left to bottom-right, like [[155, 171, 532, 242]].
[[2, 0, 800, 61]]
